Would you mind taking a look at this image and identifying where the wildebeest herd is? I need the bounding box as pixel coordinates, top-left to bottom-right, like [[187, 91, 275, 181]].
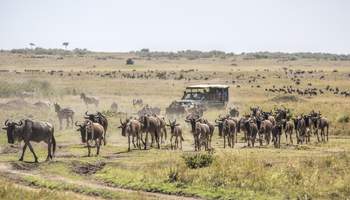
[[2, 100, 330, 162]]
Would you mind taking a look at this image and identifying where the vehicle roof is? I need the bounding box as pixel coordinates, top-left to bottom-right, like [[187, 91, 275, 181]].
[[186, 84, 229, 89]]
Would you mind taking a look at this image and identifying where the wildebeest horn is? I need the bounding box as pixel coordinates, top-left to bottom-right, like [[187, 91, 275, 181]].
[[4, 119, 9, 126], [85, 111, 89, 116], [15, 120, 23, 126], [75, 121, 81, 127]]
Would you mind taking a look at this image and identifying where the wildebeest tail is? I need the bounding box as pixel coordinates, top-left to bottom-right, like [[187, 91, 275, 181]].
[[181, 135, 184, 141]]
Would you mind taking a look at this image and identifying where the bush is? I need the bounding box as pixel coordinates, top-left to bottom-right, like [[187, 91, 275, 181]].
[[126, 58, 134, 65], [182, 153, 214, 169]]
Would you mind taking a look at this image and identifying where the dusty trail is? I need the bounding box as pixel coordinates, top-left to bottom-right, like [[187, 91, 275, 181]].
[[0, 162, 201, 200]]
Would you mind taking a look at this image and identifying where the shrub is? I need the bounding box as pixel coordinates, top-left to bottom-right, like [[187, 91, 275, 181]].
[[126, 58, 134, 65], [182, 153, 214, 169]]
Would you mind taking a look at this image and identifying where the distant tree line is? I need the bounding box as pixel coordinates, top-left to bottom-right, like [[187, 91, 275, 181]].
[[9, 47, 90, 56], [134, 49, 350, 61]]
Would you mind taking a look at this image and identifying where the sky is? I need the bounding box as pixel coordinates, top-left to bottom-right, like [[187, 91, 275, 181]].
[[0, 0, 349, 53]]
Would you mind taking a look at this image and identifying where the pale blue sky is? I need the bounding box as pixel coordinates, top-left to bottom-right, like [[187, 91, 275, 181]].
[[0, 0, 349, 53]]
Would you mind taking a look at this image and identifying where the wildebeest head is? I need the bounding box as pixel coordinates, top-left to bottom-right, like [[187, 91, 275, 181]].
[[75, 121, 87, 143], [185, 114, 200, 133], [118, 119, 129, 137], [2, 120, 23, 144], [84, 111, 98, 122], [167, 120, 179, 133], [215, 115, 226, 136]]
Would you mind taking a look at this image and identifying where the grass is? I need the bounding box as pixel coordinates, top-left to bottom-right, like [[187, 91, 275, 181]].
[[0, 52, 350, 199], [0, 177, 87, 200]]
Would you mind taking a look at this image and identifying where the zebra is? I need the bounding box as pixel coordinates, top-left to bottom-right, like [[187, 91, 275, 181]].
[[54, 103, 74, 130]]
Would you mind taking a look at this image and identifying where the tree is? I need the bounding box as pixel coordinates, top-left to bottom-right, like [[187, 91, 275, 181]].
[[62, 42, 69, 49], [337, 114, 349, 130], [29, 43, 35, 49]]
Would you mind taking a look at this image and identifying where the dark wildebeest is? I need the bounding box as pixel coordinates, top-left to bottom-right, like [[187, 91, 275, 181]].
[[154, 114, 167, 144], [185, 114, 210, 151], [166, 120, 184, 150], [54, 103, 74, 130], [2, 119, 56, 162], [139, 115, 161, 149], [222, 119, 237, 148], [239, 118, 258, 147], [284, 120, 295, 144], [118, 119, 143, 151], [80, 93, 99, 107], [294, 115, 308, 144], [272, 122, 283, 148], [200, 118, 214, 149], [312, 116, 329, 142], [84, 111, 108, 145], [75, 120, 104, 156], [257, 119, 273, 146]]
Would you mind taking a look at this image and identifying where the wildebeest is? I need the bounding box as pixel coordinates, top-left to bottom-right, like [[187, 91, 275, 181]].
[[284, 120, 294, 144], [229, 107, 239, 117], [84, 111, 108, 145], [222, 118, 236, 148], [185, 114, 210, 151], [139, 115, 161, 149], [154, 115, 167, 144], [2, 119, 56, 162], [166, 120, 184, 150], [54, 103, 74, 130], [118, 119, 143, 151], [80, 93, 99, 107], [75, 120, 104, 156], [257, 119, 273, 146], [312, 116, 329, 142], [272, 123, 283, 148], [239, 118, 258, 147]]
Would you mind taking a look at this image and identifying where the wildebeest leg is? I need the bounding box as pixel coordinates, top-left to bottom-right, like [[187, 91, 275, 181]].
[[87, 141, 91, 157], [278, 134, 281, 148], [132, 135, 136, 148], [128, 134, 131, 151], [170, 135, 173, 150], [285, 131, 288, 144], [19, 143, 27, 161], [290, 130, 293, 144], [66, 118, 69, 129], [71, 116, 74, 128], [258, 132, 263, 146], [96, 139, 101, 156], [144, 132, 148, 150], [236, 131, 238, 144], [46, 141, 52, 161], [155, 130, 160, 149], [223, 134, 226, 148], [315, 129, 320, 142], [27, 142, 38, 163], [180, 135, 183, 150], [326, 125, 329, 142]]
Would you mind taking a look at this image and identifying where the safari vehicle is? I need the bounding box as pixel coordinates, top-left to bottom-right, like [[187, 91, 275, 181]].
[[181, 84, 229, 107]]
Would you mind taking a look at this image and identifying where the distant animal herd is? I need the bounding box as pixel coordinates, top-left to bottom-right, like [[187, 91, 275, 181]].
[[2, 93, 330, 162]]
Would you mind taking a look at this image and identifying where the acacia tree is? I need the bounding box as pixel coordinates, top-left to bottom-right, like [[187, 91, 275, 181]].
[[62, 42, 69, 49], [29, 43, 35, 49]]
